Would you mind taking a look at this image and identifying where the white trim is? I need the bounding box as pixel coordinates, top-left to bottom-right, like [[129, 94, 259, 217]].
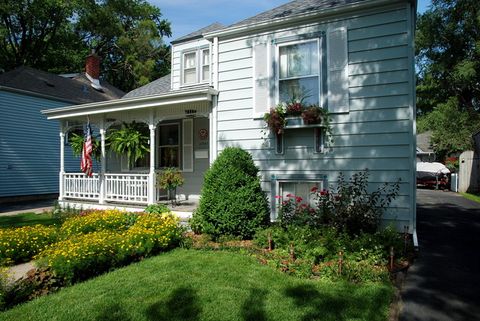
[[182, 118, 194, 172], [212, 37, 219, 90], [275, 38, 322, 106], [42, 86, 218, 119]]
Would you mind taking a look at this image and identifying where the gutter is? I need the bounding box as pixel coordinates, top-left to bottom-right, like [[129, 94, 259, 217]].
[[204, 0, 412, 40], [41, 86, 219, 120]]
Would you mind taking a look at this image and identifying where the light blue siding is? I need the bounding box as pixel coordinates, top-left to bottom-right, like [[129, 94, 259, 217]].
[[0, 91, 78, 197], [215, 4, 416, 230]]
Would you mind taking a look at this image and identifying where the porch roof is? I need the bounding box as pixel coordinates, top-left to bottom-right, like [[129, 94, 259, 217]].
[[41, 85, 218, 120]]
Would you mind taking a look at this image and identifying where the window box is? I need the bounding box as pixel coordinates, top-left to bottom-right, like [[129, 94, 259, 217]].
[[284, 116, 324, 129]]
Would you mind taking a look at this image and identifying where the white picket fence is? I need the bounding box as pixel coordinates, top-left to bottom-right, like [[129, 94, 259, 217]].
[[63, 173, 100, 200]]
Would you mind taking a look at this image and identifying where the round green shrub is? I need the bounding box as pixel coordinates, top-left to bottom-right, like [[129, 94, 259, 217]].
[[191, 147, 270, 239]]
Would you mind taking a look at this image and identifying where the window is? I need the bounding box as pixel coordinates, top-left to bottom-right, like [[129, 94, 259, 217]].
[[182, 48, 210, 85], [201, 49, 210, 82], [280, 181, 324, 207], [158, 123, 181, 168], [278, 39, 320, 105], [183, 52, 197, 84]]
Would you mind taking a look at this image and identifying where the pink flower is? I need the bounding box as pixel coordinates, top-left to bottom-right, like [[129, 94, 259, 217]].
[[275, 195, 282, 199], [286, 193, 294, 198], [295, 196, 303, 203]]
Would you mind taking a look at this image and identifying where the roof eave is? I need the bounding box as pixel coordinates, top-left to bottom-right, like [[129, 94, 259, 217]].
[[41, 86, 218, 120], [204, 0, 406, 39]]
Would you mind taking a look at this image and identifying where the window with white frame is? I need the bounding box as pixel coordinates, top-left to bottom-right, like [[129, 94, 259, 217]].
[[278, 39, 320, 105], [201, 49, 210, 82], [182, 48, 210, 85], [183, 52, 197, 84]]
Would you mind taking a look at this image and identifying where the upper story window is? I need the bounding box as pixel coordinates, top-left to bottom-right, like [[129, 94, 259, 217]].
[[182, 48, 210, 85], [278, 39, 320, 106]]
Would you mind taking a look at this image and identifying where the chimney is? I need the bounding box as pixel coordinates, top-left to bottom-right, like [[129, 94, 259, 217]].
[[85, 49, 103, 91], [85, 51, 100, 79]]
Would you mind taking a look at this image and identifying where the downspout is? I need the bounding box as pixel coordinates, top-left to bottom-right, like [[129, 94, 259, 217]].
[[408, 1, 419, 248]]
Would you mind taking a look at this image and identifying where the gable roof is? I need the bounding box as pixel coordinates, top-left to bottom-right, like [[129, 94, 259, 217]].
[[417, 131, 433, 153], [123, 74, 171, 99], [229, 0, 367, 28], [0, 66, 124, 104], [171, 23, 224, 44]]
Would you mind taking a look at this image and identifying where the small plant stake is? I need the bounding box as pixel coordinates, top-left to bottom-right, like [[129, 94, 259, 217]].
[[390, 246, 394, 271], [338, 251, 343, 276], [268, 231, 272, 251], [289, 242, 296, 261]]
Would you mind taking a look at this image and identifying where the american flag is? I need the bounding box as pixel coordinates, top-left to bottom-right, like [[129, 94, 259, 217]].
[[80, 121, 93, 177]]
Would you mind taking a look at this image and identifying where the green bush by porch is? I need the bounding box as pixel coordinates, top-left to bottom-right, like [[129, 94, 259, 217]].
[[191, 147, 270, 239], [0, 250, 393, 321]]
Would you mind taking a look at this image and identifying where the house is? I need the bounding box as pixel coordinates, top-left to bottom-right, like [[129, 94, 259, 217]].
[[416, 131, 435, 162], [0, 56, 123, 202], [41, 0, 417, 232]]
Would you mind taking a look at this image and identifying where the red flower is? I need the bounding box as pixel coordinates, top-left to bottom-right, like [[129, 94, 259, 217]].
[[286, 193, 294, 198], [295, 196, 303, 203], [310, 186, 318, 193], [274, 195, 282, 199], [320, 189, 328, 196]]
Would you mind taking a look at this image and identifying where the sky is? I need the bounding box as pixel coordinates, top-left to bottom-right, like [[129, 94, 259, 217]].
[[152, 0, 432, 43]]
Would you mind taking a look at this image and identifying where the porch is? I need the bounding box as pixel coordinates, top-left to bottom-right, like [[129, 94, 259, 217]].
[[41, 85, 218, 216]]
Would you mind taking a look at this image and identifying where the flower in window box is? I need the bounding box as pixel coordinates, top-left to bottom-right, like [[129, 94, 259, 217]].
[[286, 102, 303, 116], [301, 105, 324, 125], [264, 104, 287, 135]]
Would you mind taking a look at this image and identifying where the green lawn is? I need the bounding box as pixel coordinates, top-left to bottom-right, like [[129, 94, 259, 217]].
[[0, 249, 393, 321], [460, 192, 480, 204], [0, 212, 59, 228]]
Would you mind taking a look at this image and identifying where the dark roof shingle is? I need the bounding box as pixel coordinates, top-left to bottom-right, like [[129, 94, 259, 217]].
[[228, 0, 367, 29], [171, 23, 224, 44], [0, 66, 124, 103], [122, 74, 171, 99]]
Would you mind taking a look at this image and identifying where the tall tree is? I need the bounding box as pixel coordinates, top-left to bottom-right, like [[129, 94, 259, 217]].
[[416, 0, 480, 157], [0, 0, 171, 92], [76, 0, 172, 91]]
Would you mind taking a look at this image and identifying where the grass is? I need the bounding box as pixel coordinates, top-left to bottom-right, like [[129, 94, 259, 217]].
[[0, 249, 393, 321], [460, 192, 480, 204], [0, 212, 59, 228]]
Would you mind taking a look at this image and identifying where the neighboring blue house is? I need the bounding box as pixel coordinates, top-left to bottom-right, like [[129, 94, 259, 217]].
[[42, 0, 417, 233], [0, 60, 123, 201]]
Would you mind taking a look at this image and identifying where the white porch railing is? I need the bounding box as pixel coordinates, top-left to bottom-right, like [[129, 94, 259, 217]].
[[64, 173, 100, 200], [105, 173, 149, 204]]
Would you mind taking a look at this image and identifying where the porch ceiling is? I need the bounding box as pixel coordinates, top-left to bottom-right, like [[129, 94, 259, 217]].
[[41, 85, 218, 120]]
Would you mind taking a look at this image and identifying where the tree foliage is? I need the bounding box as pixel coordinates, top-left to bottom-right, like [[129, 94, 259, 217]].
[[416, 0, 480, 157], [0, 0, 171, 92]]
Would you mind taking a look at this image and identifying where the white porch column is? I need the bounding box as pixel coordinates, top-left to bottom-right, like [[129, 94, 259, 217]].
[[148, 124, 156, 204], [99, 125, 106, 204], [59, 131, 65, 201]]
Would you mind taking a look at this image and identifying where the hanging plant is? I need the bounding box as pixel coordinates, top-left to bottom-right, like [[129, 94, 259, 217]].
[[264, 104, 287, 135], [107, 121, 149, 168], [68, 132, 101, 162]]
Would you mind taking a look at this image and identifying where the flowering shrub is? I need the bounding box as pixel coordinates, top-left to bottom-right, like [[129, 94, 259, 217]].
[[277, 194, 318, 228], [36, 231, 122, 282], [36, 213, 182, 283], [0, 225, 58, 265], [59, 209, 138, 237]]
